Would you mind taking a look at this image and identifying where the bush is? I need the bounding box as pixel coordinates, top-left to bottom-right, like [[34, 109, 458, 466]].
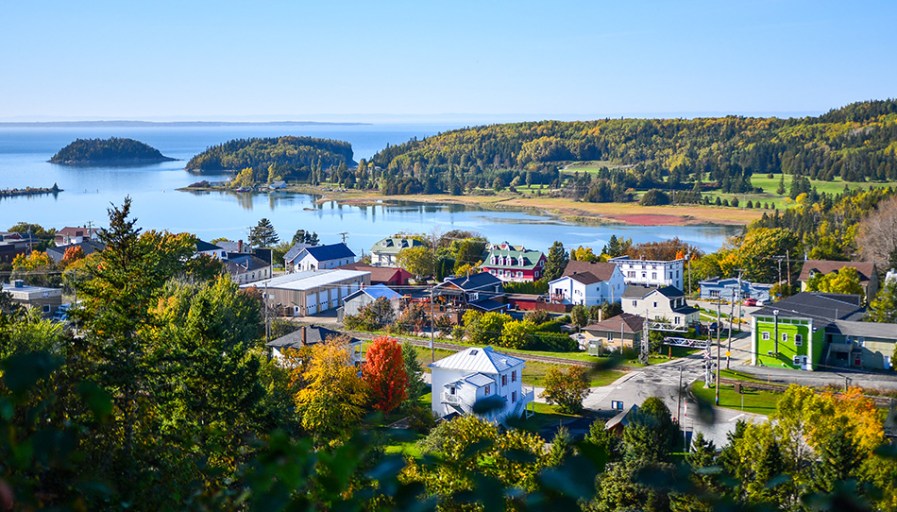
[[527, 332, 579, 352], [523, 309, 551, 324], [541, 366, 590, 414], [535, 319, 565, 333], [639, 189, 671, 206]]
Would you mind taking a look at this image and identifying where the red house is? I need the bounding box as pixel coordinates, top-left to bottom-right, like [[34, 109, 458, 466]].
[[481, 242, 546, 283]]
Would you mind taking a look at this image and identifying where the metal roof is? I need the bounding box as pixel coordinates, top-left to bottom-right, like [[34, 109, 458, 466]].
[[464, 373, 496, 387], [241, 269, 369, 291], [344, 284, 401, 302], [429, 346, 525, 374]]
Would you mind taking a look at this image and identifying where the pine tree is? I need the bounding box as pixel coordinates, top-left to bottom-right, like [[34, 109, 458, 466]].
[[249, 218, 279, 248], [543, 241, 569, 281], [777, 173, 786, 194], [401, 342, 426, 407]]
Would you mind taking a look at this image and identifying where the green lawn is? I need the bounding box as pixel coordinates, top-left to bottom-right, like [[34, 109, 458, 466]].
[[560, 160, 633, 174], [516, 402, 586, 434], [690, 381, 782, 416], [702, 175, 897, 211]]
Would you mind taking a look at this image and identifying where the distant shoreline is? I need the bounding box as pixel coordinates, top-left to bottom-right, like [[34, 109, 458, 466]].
[[0, 120, 372, 128], [177, 183, 757, 228]]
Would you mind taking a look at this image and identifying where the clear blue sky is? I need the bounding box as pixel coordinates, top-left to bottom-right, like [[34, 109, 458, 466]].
[[1, 0, 894, 122]]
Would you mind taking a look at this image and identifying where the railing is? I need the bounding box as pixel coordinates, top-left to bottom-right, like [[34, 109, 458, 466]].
[[662, 337, 709, 349], [442, 393, 462, 405]]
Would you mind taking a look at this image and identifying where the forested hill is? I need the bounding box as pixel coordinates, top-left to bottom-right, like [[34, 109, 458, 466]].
[[370, 99, 897, 191], [49, 137, 174, 165], [185, 136, 355, 174]]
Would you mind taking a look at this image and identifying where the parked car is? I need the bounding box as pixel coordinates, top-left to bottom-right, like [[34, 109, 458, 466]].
[[742, 298, 758, 307]]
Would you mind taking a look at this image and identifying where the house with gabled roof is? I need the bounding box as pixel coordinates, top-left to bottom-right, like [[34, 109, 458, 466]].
[[54, 226, 99, 246], [342, 284, 403, 317], [582, 313, 646, 352], [549, 261, 625, 306], [46, 240, 105, 264], [622, 285, 699, 327], [799, 260, 879, 300], [370, 235, 425, 267], [480, 242, 546, 283], [433, 272, 507, 313], [241, 269, 370, 316], [287, 243, 356, 272], [267, 325, 362, 366], [429, 346, 534, 424], [225, 254, 272, 285], [195, 239, 227, 260], [339, 263, 412, 286]]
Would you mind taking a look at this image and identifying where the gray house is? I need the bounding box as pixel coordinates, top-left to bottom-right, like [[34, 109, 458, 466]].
[[341, 284, 402, 318], [698, 277, 773, 303]]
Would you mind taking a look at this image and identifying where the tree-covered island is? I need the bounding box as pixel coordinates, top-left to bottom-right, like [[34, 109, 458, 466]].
[[49, 137, 175, 166], [185, 136, 355, 184]]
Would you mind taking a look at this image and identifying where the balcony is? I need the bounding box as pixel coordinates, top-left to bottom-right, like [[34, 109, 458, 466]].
[[442, 393, 462, 405]]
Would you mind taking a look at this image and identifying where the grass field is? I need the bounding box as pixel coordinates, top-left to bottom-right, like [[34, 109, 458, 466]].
[[560, 160, 633, 174], [690, 381, 782, 416], [703, 174, 897, 211]]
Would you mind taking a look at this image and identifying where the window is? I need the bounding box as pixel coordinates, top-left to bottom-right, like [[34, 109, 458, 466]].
[[485, 384, 491, 394], [42, 304, 51, 313], [762, 332, 770, 340], [676, 271, 680, 278], [794, 334, 802, 346], [628, 271, 636, 278], [653, 301, 657, 308], [642, 272, 647, 279], [516, 271, 523, 278], [502, 375, 508, 386], [512, 391, 517, 403], [450, 387, 456, 395], [710, 290, 719, 297], [652, 272, 657, 280], [674, 317, 681, 324], [632, 300, 638, 307], [608, 333, 614, 340], [512, 370, 517, 382], [782, 333, 788, 342]]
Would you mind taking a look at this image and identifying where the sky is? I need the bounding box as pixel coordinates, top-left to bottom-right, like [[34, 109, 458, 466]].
[[1, 0, 895, 122]]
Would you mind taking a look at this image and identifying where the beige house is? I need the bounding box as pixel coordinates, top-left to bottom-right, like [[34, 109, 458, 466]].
[[241, 269, 370, 316], [1, 280, 63, 318]]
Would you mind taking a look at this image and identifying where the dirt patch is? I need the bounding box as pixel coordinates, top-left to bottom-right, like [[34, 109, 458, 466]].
[[603, 213, 691, 226]]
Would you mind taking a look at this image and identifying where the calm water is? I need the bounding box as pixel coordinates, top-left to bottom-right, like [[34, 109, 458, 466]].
[[0, 124, 739, 255]]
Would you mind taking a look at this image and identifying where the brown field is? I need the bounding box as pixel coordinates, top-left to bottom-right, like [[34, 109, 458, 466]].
[[292, 186, 763, 227]]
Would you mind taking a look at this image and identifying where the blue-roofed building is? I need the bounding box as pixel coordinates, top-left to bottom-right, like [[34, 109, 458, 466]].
[[341, 284, 403, 317], [698, 277, 773, 303], [287, 243, 356, 272]]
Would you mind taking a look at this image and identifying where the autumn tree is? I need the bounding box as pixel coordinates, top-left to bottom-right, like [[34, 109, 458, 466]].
[[498, 319, 536, 349], [294, 340, 369, 443], [10, 250, 56, 286], [60, 244, 85, 268], [806, 267, 864, 297], [396, 246, 436, 280], [570, 245, 599, 262], [362, 336, 407, 413], [541, 365, 590, 414], [868, 280, 897, 322]]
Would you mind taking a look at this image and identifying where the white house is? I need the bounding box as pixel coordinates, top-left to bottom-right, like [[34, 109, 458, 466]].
[[289, 243, 356, 272], [370, 236, 425, 267], [195, 239, 227, 260], [429, 346, 534, 424], [622, 285, 699, 327], [549, 262, 625, 306], [611, 256, 685, 290]]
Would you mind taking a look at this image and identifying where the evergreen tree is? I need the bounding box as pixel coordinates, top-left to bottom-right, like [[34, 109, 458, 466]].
[[401, 342, 426, 408], [543, 241, 569, 281], [249, 218, 279, 248], [813, 422, 861, 494], [777, 173, 786, 194]]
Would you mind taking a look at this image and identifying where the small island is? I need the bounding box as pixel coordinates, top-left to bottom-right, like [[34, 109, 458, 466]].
[[185, 136, 355, 174], [50, 137, 175, 166], [0, 183, 62, 198]]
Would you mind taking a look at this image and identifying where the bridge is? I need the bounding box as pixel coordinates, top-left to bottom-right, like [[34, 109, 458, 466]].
[[662, 336, 710, 349]]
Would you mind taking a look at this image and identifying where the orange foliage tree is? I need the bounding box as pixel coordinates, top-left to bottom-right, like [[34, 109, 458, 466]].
[[362, 336, 408, 413], [61, 245, 85, 268]]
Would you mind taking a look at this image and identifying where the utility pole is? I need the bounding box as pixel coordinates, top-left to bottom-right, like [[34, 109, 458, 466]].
[[786, 251, 791, 289], [429, 287, 436, 363], [339, 231, 349, 244], [715, 299, 722, 404], [264, 282, 270, 345], [640, 307, 650, 365], [773, 309, 780, 357], [773, 255, 785, 287], [727, 293, 736, 370]]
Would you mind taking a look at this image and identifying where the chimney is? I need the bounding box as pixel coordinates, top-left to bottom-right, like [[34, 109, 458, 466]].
[[238, 239, 244, 253], [301, 326, 307, 346], [598, 309, 603, 322]]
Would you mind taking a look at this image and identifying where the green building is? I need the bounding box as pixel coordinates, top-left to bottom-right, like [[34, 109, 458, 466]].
[[751, 293, 865, 370]]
